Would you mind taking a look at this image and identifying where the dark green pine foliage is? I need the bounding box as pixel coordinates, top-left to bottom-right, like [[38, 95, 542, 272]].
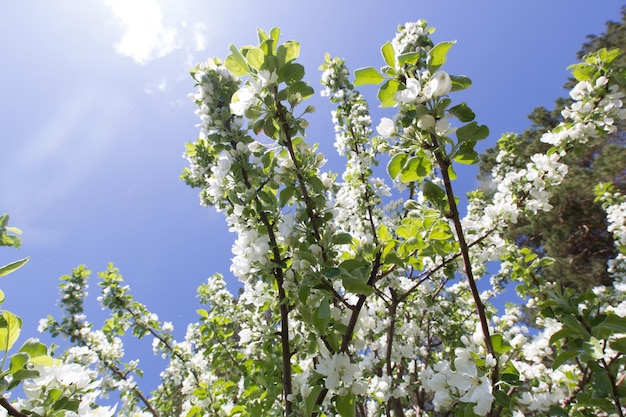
[[479, 7, 626, 291]]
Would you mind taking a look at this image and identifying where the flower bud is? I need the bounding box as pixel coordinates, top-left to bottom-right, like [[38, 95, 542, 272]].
[[425, 71, 452, 98], [376, 117, 396, 138]]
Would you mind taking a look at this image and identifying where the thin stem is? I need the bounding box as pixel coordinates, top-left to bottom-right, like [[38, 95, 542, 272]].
[[273, 88, 323, 247], [121, 306, 201, 384], [433, 148, 498, 383]]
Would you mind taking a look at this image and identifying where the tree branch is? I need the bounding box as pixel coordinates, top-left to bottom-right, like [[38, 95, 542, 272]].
[[433, 148, 498, 386], [0, 398, 28, 417]]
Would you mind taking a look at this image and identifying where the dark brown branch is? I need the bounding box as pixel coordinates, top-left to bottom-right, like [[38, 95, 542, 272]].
[[0, 398, 28, 417], [432, 146, 498, 388]]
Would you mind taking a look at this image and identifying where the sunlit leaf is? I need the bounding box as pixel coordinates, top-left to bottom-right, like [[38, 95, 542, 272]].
[[450, 75, 472, 92], [0, 257, 29, 278], [387, 153, 407, 180], [354, 67, 385, 86], [427, 40, 456, 73], [224, 45, 249, 76], [246, 47, 265, 70], [0, 311, 21, 351], [381, 41, 395, 68], [378, 79, 401, 108]]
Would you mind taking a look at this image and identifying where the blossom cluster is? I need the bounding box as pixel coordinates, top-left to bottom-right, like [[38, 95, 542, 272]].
[[17, 21, 626, 417]]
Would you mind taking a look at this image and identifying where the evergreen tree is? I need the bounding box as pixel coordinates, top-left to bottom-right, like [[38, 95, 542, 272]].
[[479, 7, 626, 291]]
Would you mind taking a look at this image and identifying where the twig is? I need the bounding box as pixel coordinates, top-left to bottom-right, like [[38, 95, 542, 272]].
[[0, 398, 28, 417]]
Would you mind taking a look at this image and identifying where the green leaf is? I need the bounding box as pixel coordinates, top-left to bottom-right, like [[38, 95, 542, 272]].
[[270, 27, 281, 43], [610, 337, 626, 353], [378, 79, 401, 108], [282, 41, 300, 62], [0, 258, 29, 278], [549, 327, 576, 345], [305, 385, 323, 417], [595, 314, 626, 335], [398, 52, 420, 67], [598, 47, 623, 64], [29, 355, 59, 367], [339, 259, 365, 272], [387, 153, 407, 180], [354, 67, 385, 86], [400, 155, 430, 183], [548, 405, 569, 417], [427, 40, 456, 73], [333, 233, 353, 245], [312, 299, 331, 333], [12, 368, 39, 382], [335, 393, 356, 417], [490, 334, 513, 355], [279, 63, 305, 84], [323, 268, 341, 279], [493, 389, 510, 407], [552, 350, 579, 369], [448, 164, 457, 180], [279, 186, 295, 207], [288, 81, 314, 99], [568, 63, 595, 81], [246, 47, 265, 70], [500, 372, 523, 386], [456, 122, 489, 143], [453, 141, 479, 165], [590, 370, 613, 396], [224, 45, 250, 76], [341, 277, 373, 296], [422, 180, 446, 207], [428, 226, 452, 240], [383, 252, 404, 267], [257, 28, 269, 43], [0, 311, 21, 351], [396, 219, 418, 239], [563, 314, 588, 333], [450, 75, 472, 92], [449, 102, 475, 122], [19, 338, 48, 358], [583, 337, 604, 360], [9, 352, 28, 374], [381, 41, 395, 68]]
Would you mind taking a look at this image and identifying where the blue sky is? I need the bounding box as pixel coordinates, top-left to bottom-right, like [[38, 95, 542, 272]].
[[1, 0, 623, 390]]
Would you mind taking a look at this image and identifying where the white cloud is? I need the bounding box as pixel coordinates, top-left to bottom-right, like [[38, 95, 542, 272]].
[[105, 0, 179, 64], [193, 22, 207, 51], [104, 0, 208, 65]]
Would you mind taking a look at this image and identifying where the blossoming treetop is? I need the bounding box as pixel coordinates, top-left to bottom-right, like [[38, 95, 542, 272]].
[[1, 19, 625, 417]]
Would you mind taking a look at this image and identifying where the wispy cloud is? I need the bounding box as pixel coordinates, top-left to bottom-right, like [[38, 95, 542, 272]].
[[144, 78, 168, 94], [104, 0, 208, 65]]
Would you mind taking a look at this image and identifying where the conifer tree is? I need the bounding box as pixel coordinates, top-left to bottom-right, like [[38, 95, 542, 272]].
[[479, 7, 626, 291]]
